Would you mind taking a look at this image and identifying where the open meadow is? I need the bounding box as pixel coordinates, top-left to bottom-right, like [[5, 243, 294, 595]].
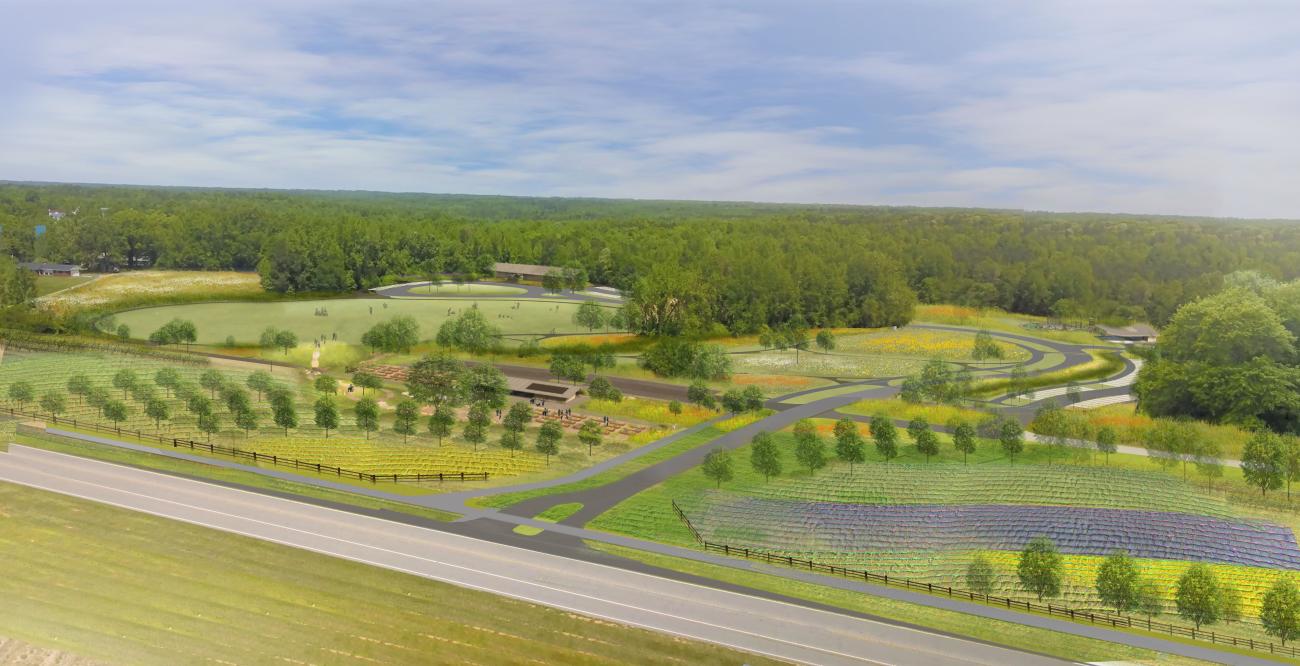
[[40, 271, 264, 311], [108, 297, 618, 346]]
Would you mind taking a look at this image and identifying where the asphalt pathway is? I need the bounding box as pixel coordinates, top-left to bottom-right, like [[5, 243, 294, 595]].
[[0, 446, 1070, 666]]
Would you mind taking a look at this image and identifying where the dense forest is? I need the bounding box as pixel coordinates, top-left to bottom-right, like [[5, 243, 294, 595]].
[[3, 182, 1300, 333], [1135, 272, 1300, 435]]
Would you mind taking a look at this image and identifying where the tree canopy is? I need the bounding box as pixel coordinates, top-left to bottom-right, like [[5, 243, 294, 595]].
[[10, 184, 1300, 335]]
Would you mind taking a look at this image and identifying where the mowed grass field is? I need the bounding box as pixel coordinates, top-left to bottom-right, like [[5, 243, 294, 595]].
[[0, 482, 778, 666], [110, 297, 617, 346]]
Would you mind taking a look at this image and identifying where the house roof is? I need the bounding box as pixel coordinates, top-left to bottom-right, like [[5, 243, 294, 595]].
[[493, 262, 560, 276], [1098, 323, 1158, 338], [20, 262, 81, 272]]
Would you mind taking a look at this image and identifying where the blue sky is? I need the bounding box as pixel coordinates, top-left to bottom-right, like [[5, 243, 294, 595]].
[[3, 1, 1299, 217]]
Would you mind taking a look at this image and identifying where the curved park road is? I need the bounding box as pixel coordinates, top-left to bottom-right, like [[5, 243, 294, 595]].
[[494, 326, 1129, 525], [374, 280, 623, 303]]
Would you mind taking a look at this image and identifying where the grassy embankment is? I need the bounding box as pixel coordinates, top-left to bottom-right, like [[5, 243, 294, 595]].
[[0, 481, 781, 666]]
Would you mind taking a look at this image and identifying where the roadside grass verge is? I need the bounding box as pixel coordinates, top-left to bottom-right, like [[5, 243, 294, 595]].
[[968, 350, 1124, 399], [9, 429, 459, 522], [587, 542, 1209, 666], [0, 482, 781, 666], [536, 502, 584, 522]]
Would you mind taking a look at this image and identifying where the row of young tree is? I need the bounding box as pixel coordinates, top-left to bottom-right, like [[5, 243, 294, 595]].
[[696, 415, 1028, 490], [2, 357, 606, 462], [973, 540, 1300, 644], [12, 183, 1299, 331]]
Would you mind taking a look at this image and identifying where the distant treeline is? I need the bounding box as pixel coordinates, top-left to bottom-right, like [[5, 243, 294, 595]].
[[3, 182, 1300, 332]]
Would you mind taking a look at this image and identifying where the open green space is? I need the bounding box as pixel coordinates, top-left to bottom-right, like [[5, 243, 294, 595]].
[[42, 270, 266, 313], [0, 481, 780, 666], [109, 297, 616, 346]]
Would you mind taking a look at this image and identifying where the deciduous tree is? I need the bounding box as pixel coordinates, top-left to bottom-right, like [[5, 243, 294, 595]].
[[749, 431, 782, 481], [701, 449, 734, 488], [1017, 536, 1062, 601]]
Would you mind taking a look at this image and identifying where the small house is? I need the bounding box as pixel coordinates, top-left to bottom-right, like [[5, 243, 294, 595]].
[[20, 262, 82, 277]]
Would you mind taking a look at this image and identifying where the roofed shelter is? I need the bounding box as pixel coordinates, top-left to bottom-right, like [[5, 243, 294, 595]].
[[505, 376, 579, 402], [493, 262, 560, 281], [1097, 323, 1158, 344]]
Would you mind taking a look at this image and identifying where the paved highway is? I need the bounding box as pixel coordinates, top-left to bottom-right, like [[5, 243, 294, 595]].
[[0, 445, 1068, 666]]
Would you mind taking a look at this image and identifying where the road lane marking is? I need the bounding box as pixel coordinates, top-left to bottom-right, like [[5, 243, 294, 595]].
[[0, 463, 910, 666]]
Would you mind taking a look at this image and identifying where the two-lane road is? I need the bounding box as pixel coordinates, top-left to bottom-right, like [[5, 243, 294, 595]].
[[0, 444, 1068, 666]]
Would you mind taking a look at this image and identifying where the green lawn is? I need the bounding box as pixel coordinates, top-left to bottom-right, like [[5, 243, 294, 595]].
[[110, 297, 619, 346], [0, 482, 780, 666]]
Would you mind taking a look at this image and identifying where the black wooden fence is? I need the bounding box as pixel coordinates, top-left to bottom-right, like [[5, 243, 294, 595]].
[[671, 500, 1299, 659], [2, 405, 488, 483]]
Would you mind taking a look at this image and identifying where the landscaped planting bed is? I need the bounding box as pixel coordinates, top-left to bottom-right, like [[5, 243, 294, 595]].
[[731, 351, 925, 378], [688, 495, 1300, 569], [835, 328, 1029, 362], [745, 464, 1237, 517]]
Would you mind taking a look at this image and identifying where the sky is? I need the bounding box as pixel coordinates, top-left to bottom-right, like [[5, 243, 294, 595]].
[[3, 1, 1299, 218]]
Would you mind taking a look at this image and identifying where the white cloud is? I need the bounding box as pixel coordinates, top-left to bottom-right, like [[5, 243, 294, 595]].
[[1, 1, 1299, 217]]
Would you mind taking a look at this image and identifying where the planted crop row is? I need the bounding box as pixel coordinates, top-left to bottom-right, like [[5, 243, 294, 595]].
[[690, 494, 1300, 569], [745, 463, 1236, 518]]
